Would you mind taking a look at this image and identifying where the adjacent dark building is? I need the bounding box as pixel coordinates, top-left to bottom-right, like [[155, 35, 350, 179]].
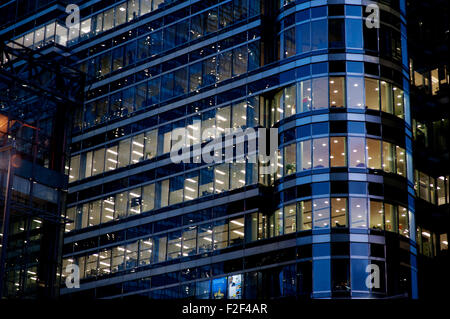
[[0, 38, 84, 297], [0, 0, 447, 299]]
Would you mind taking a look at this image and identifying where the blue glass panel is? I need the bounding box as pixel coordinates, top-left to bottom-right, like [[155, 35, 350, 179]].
[[351, 259, 370, 291], [345, 5, 361, 16], [311, 6, 327, 18], [347, 61, 364, 73], [313, 259, 331, 292], [346, 19, 363, 48]]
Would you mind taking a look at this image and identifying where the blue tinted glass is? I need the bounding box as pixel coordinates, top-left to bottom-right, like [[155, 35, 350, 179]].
[[351, 243, 369, 256], [346, 19, 363, 48], [311, 20, 328, 50], [348, 121, 365, 133], [296, 9, 310, 22], [313, 243, 330, 256], [296, 23, 311, 53], [312, 122, 329, 135], [347, 61, 364, 73], [312, 62, 328, 74], [345, 5, 361, 16], [349, 182, 367, 194], [312, 182, 330, 194], [351, 259, 370, 291], [313, 259, 331, 291], [311, 6, 327, 18], [297, 64, 311, 78], [297, 124, 311, 138]]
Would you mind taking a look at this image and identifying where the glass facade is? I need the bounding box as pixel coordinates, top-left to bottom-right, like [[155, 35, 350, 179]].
[[0, 0, 425, 300]]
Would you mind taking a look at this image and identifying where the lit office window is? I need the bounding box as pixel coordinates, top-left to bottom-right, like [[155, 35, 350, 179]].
[[313, 138, 329, 169], [65, 207, 76, 232], [216, 106, 231, 134], [329, 77, 345, 108], [189, 62, 203, 92], [55, 23, 68, 46], [350, 197, 367, 228], [380, 81, 393, 114], [45, 23, 56, 43], [159, 179, 169, 208], [167, 232, 182, 260], [116, 3, 127, 25], [384, 203, 396, 232], [396, 146, 406, 176], [139, 238, 153, 266], [102, 196, 115, 223], [92, 148, 105, 176], [300, 140, 312, 170], [382, 141, 395, 173], [348, 137, 366, 168], [284, 143, 296, 175], [198, 224, 213, 253], [199, 167, 214, 196], [232, 101, 247, 129], [213, 220, 228, 250], [118, 139, 131, 168], [169, 176, 184, 205], [365, 78, 380, 110], [215, 164, 230, 193], [398, 206, 409, 237], [347, 77, 364, 108], [284, 204, 296, 234], [270, 210, 283, 237], [34, 27, 45, 47], [229, 217, 245, 245], [233, 45, 248, 76], [183, 172, 198, 201], [81, 204, 89, 228], [131, 134, 145, 163], [330, 137, 346, 167], [69, 155, 80, 182], [393, 87, 404, 119], [369, 200, 384, 230], [85, 254, 99, 277], [142, 183, 155, 212], [115, 191, 128, 219], [112, 47, 123, 71], [202, 110, 216, 142], [111, 246, 125, 273], [98, 249, 111, 275], [182, 227, 197, 256], [217, 51, 232, 82], [299, 79, 312, 112], [144, 129, 157, 159], [366, 138, 381, 169], [230, 162, 246, 190], [103, 8, 114, 31], [128, 188, 142, 215], [284, 85, 296, 117], [89, 200, 102, 227], [125, 242, 138, 269], [331, 197, 347, 227], [312, 77, 328, 109], [313, 198, 330, 229], [105, 145, 118, 171], [153, 234, 167, 262], [128, 0, 139, 22]]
